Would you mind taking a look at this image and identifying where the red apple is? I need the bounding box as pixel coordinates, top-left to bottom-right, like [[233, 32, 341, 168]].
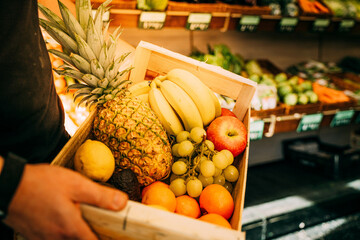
[[221, 108, 237, 118], [206, 116, 247, 157]]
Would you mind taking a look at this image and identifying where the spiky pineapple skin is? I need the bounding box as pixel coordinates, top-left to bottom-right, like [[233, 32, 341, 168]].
[[93, 96, 173, 186]]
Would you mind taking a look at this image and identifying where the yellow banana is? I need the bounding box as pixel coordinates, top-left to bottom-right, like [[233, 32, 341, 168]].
[[207, 87, 222, 118], [128, 81, 151, 96], [165, 69, 216, 126], [148, 84, 184, 136], [160, 80, 203, 131], [135, 93, 149, 104]]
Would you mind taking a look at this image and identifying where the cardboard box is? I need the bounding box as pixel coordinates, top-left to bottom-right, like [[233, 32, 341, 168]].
[[51, 41, 257, 240]]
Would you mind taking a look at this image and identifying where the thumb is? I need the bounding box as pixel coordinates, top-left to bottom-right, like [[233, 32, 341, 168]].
[[71, 174, 128, 211]]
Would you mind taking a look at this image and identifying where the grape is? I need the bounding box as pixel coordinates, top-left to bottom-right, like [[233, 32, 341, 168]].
[[204, 140, 215, 153], [190, 127, 206, 144], [212, 151, 229, 169], [213, 174, 226, 185], [200, 160, 215, 177], [223, 165, 239, 182], [213, 167, 222, 177], [170, 173, 183, 182], [223, 181, 233, 193], [186, 178, 203, 198], [194, 155, 207, 172], [172, 143, 180, 157], [176, 131, 190, 143], [177, 140, 194, 157], [172, 161, 188, 175], [170, 178, 187, 196], [198, 174, 214, 187], [221, 149, 234, 165]]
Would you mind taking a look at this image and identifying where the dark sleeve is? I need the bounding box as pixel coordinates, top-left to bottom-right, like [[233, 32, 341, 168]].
[[0, 153, 26, 220]]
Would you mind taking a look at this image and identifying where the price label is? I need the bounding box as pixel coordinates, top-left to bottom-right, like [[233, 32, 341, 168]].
[[297, 113, 323, 132], [250, 120, 265, 141], [138, 12, 166, 30], [330, 110, 355, 127], [312, 18, 330, 32], [338, 19, 355, 32], [186, 13, 212, 31], [278, 17, 298, 32], [238, 15, 260, 32]]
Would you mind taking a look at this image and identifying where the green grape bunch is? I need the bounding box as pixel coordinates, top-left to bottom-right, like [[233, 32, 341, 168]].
[[169, 127, 239, 198]]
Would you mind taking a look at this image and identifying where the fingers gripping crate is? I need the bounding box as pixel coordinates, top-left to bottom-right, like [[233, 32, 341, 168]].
[[51, 41, 257, 240]]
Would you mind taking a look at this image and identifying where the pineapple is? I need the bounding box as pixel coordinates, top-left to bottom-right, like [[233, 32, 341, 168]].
[[39, 0, 172, 186]]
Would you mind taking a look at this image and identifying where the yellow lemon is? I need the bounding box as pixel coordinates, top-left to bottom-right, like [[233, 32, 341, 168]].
[[74, 139, 115, 182]]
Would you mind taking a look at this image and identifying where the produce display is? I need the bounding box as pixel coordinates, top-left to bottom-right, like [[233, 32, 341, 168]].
[[323, 0, 360, 18], [298, 0, 330, 15], [40, 0, 249, 230]]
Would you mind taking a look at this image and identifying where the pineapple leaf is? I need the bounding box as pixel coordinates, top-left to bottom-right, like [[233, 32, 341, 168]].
[[38, 3, 68, 34], [74, 32, 97, 63], [48, 49, 73, 65], [39, 19, 78, 53], [90, 59, 105, 79], [53, 69, 84, 81], [82, 74, 100, 87], [70, 53, 91, 73], [76, 0, 92, 33], [86, 16, 103, 59], [58, 0, 87, 41]]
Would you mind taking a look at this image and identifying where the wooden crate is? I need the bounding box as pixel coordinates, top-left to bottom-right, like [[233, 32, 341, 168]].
[[51, 41, 257, 240]]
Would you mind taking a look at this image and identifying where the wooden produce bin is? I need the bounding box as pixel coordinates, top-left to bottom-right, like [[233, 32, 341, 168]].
[[52, 41, 257, 240]]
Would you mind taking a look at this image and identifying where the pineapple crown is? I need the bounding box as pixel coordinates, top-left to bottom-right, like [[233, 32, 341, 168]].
[[39, 0, 132, 108]]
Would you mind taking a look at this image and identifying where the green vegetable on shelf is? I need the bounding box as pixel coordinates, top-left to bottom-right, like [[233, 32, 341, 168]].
[[275, 72, 288, 83], [245, 60, 263, 76], [305, 90, 319, 103], [298, 93, 309, 105], [284, 93, 298, 106], [137, 0, 168, 11]]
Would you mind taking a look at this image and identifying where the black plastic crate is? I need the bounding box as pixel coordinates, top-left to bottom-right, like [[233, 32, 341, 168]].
[[283, 136, 360, 179]]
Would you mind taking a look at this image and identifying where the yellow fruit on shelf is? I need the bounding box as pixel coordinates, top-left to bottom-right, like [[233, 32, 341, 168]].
[[74, 139, 115, 182]]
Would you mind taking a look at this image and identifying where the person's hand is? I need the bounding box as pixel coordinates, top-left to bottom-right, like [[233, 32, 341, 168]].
[[3, 164, 128, 240]]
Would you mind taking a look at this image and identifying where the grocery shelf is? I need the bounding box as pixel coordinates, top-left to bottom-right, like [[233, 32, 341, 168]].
[[102, 8, 360, 34]]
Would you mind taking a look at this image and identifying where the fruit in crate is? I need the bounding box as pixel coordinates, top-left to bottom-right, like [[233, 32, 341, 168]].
[[168, 126, 239, 202], [206, 116, 247, 158], [175, 195, 201, 219], [199, 184, 234, 220], [220, 108, 237, 118], [141, 182, 176, 212], [39, 0, 172, 186], [144, 68, 222, 137], [74, 139, 115, 182], [108, 168, 141, 201], [198, 213, 232, 229]]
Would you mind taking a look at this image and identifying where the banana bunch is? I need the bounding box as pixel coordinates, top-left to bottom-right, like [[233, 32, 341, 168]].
[[147, 69, 221, 136], [128, 81, 151, 104]]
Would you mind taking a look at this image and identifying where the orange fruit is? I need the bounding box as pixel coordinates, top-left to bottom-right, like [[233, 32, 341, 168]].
[[198, 213, 232, 229], [175, 195, 201, 218], [142, 184, 176, 212], [141, 181, 169, 198], [148, 205, 169, 211], [199, 184, 234, 219]]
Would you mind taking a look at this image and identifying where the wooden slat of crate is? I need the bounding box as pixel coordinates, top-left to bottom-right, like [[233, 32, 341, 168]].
[[50, 41, 256, 239]]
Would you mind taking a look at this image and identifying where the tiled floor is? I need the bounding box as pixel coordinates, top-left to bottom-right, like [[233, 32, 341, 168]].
[[242, 160, 360, 239]]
